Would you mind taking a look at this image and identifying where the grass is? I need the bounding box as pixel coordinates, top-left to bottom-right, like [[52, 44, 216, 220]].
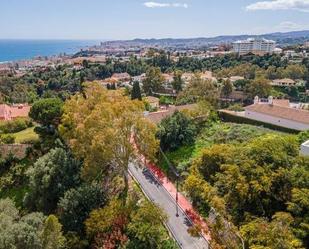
[[13, 127, 39, 144], [158, 122, 280, 174]]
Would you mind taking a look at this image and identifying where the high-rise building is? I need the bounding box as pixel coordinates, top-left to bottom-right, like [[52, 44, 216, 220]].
[[232, 38, 276, 55]]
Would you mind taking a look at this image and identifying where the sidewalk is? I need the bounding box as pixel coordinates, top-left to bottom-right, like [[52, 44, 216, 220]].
[[138, 154, 211, 242]]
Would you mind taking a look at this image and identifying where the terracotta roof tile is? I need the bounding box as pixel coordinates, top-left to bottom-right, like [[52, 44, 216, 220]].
[[245, 104, 309, 124], [146, 104, 196, 124]]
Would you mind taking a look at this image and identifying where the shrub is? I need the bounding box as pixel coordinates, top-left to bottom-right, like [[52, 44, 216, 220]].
[[0, 118, 32, 134], [0, 134, 15, 144]]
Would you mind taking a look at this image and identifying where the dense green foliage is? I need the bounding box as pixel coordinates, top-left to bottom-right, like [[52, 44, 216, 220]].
[[131, 81, 142, 100], [29, 98, 63, 127], [85, 196, 177, 249], [176, 74, 218, 105], [171, 70, 184, 92], [58, 183, 105, 234], [181, 129, 308, 248], [24, 147, 81, 213], [0, 118, 33, 134], [142, 67, 164, 95], [0, 198, 66, 249], [1, 51, 308, 105], [158, 111, 197, 151]]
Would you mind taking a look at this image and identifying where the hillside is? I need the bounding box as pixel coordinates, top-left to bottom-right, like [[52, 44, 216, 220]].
[[100, 30, 309, 48]]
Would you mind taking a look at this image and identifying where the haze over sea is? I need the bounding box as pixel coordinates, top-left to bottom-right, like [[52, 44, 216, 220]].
[[0, 40, 99, 63]]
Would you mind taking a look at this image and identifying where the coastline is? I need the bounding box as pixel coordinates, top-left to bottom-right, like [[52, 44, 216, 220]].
[[0, 39, 100, 63]]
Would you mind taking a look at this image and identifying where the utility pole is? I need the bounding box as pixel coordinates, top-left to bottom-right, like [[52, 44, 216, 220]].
[[175, 174, 179, 217], [159, 147, 180, 217]]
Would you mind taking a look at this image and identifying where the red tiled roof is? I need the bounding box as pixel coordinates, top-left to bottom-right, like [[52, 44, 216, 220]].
[[245, 104, 309, 124], [272, 99, 290, 107], [0, 104, 31, 121], [146, 104, 196, 124]]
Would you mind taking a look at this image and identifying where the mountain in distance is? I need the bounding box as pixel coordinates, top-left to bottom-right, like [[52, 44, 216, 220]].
[[101, 30, 309, 48]]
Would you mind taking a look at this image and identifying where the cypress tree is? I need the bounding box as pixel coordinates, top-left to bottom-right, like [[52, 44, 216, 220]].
[[131, 81, 142, 100]]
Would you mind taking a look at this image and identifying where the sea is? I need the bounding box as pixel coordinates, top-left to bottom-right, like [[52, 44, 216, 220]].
[[0, 40, 100, 63]]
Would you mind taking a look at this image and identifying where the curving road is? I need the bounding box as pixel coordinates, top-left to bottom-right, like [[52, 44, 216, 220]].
[[128, 163, 209, 249]]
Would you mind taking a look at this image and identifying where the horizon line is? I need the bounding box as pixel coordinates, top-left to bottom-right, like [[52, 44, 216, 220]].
[[0, 29, 308, 42]]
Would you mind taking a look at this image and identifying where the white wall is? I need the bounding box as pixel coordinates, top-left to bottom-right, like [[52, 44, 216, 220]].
[[245, 110, 309, 131], [301, 141, 309, 156]]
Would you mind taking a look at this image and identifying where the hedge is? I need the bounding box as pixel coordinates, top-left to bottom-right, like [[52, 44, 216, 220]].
[[0, 118, 33, 134], [218, 111, 300, 134]]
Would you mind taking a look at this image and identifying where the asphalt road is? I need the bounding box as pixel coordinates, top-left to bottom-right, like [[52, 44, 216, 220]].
[[128, 163, 209, 249]]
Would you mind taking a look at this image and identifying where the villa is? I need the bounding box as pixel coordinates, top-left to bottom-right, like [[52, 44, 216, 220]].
[[0, 104, 31, 121], [244, 96, 309, 131]]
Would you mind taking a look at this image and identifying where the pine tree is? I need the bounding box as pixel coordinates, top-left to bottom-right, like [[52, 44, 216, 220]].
[[131, 81, 142, 100]]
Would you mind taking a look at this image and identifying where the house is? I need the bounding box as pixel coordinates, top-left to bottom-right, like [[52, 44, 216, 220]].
[[181, 71, 217, 85], [271, 78, 296, 87], [230, 76, 244, 82], [244, 96, 309, 131], [132, 73, 146, 83], [92, 79, 118, 89], [182, 73, 194, 84], [0, 104, 31, 121], [111, 73, 131, 82], [301, 140, 309, 156], [145, 96, 160, 109], [0, 67, 13, 76], [221, 90, 247, 102], [145, 104, 196, 124], [162, 74, 174, 84]]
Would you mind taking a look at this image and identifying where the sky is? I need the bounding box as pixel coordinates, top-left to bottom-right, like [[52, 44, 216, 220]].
[[0, 0, 309, 40]]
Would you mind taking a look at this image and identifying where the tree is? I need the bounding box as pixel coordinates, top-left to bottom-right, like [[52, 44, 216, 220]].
[[142, 67, 164, 95], [176, 74, 218, 105], [0, 198, 46, 249], [298, 130, 309, 144], [131, 81, 142, 100], [60, 83, 158, 197], [283, 64, 306, 80], [240, 213, 303, 249], [29, 98, 63, 127], [158, 111, 196, 151], [245, 78, 272, 99], [221, 80, 233, 98], [85, 199, 129, 248], [233, 79, 250, 91], [172, 70, 184, 92], [194, 144, 233, 184], [41, 215, 66, 249], [127, 201, 172, 249], [58, 183, 106, 234], [24, 147, 81, 213]]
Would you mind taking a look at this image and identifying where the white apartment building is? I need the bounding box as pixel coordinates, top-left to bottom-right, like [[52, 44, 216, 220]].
[[232, 38, 276, 55]]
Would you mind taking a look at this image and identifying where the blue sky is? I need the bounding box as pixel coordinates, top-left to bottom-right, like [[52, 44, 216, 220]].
[[0, 0, 309, 40]]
